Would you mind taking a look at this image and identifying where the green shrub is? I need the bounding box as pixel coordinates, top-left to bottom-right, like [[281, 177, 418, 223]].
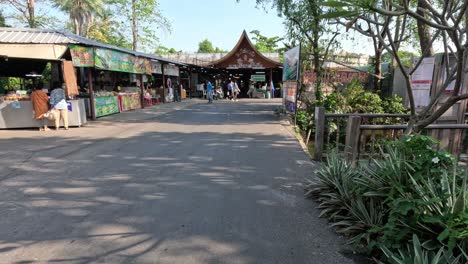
[[296, 110, 312, 132], [382, 94, 408, 114], [306, 135, 468, 262]]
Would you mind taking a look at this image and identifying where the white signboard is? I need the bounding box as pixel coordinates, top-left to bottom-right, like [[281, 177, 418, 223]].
[[164, 64, 179, 76], [411, 57, 435, 109], [151, 61, 162, 74]]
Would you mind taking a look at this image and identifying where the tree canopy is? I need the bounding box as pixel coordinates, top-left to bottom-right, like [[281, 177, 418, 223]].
[[249, 30, 283, 53], [197, 39, 226, 53]]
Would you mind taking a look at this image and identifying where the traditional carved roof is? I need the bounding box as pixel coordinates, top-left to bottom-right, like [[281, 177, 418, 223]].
[[211, 30, 282, 69]]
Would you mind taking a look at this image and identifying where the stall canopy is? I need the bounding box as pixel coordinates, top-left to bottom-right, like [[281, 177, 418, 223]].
[[0, 27, 185, 69]]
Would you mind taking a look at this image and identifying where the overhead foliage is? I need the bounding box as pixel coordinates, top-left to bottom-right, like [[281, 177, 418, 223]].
[[108, 0, 171, 51], [316, 0, 468, 134], [197, 39, 226, 53], [249, 30, 283, 53], [53, 0, 104, 36], [248, 0, 341, 103]]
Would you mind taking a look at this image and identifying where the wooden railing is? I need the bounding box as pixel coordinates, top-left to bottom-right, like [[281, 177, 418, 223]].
[[311, 107, 468, 165]]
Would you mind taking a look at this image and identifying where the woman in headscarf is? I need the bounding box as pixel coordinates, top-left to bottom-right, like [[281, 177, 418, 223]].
[[31, 85, 50, 131]]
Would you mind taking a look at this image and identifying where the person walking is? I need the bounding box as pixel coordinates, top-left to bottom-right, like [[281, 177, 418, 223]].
[[206, 80, 213, 103], [232, 79, 240, 101], [31, 85, 50, 131], [50, 82, 69, 130], [227, 79, 233, 100], [247, 82, 255, 98]]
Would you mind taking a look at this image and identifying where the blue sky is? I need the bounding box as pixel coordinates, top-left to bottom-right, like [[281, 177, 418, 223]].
[[157, 0, 287, 52]]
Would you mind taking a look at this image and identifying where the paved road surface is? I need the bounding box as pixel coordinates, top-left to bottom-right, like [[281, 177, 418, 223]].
[[0, 99, 361, 264]]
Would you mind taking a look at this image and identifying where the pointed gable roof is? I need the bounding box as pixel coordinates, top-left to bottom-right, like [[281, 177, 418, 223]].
[[211, 30, 281, 69]]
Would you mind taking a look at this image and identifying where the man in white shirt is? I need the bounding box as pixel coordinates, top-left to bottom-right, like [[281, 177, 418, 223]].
[[232, 80, 240, 101], [227, 79, 233, 100]]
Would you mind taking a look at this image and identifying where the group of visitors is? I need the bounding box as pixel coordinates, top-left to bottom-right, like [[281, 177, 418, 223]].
[[206, 78, 240, 103], [30, 82, 69, 131]]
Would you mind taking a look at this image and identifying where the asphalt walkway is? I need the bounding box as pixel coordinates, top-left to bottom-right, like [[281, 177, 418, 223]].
[[0, 99, 361, 264]]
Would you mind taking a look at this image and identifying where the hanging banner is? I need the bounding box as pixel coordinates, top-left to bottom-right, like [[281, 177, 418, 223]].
[[282, 45, 301, 113], [151, 61, 162, 74], [283, 46, 300, 81], [69, 45, 94, 67], [62, 60, 79, 96], [94, 48, 135, 73], [164, 64, 179, 76], [134, 57, 152, 75], [284, 81, 298, 113]]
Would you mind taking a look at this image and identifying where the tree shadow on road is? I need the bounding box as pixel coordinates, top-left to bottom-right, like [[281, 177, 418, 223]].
[[0, 102, 368, 264]]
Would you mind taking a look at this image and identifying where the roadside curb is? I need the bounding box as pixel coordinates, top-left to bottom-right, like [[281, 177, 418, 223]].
[[278, 114, 314, 161]]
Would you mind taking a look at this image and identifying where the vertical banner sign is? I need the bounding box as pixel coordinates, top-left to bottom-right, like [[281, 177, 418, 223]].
[[282, 45, 301, 113], [62, 60, 79, 96], [411, 57, 435, 109]]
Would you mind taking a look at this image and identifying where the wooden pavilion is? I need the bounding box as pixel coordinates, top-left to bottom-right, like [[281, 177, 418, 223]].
[[209, 31, 282, 97]]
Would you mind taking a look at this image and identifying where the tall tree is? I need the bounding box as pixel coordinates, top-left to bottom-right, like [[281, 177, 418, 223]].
[[53, 0, 103, 36], [198, 39, 215, 53], [110, 0, 171, 52], [87, 8, 131, 49], [0, 11, 10, 27], [323, 0, 468, 133], [0, 0, 36, 27], [154, 45, 178, 55], [249, 30, 283, 53], [416, 0, 434, 57], [252, 0, 340, 103]]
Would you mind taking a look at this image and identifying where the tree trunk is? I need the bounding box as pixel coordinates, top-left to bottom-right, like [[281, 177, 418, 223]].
[[417, 0, 434, 57], [132, 0, 138, 51], [74, 18, 80, 35], [374, 46, 383, 93], [27, 0, 35, 28]]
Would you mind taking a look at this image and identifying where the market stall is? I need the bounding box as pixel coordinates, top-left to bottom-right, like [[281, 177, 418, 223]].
[[1, 28, 186, 124], [118, 87, 141, 112], [0, 94, 87, 128]]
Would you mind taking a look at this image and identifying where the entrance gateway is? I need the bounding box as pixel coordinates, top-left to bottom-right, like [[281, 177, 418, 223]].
[[209, 31, 283, 97]]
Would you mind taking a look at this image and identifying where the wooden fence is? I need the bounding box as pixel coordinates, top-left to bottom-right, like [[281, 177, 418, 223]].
[[311, 107, 468, 166]]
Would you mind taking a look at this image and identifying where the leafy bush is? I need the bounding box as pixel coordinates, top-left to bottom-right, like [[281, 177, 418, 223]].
[[296, 110, 312, 132], [322, 78, 406, 115], [382, 94, 408, 114], [306, 135, 468, 263]]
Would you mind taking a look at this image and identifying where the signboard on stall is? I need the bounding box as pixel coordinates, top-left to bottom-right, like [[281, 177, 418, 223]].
[[411, 57, 435, 109], [94, 48, 135, 73], [134, 57, 152, 74], [119, 94, 141, 112], [94, 96, 120, 117], [251, 74, 265, 82], [164, 64, 179, 76], [69, 45, 94, 67], [151, 61, 162, 74], [282, 45, 301, 113]]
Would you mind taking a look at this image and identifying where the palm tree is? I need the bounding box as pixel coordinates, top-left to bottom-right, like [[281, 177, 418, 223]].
[[53, 0, 103, 36]]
